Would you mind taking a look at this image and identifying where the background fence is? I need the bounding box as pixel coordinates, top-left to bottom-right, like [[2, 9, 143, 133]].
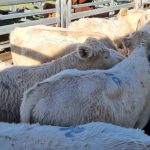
[[0, 0, 139, 35]]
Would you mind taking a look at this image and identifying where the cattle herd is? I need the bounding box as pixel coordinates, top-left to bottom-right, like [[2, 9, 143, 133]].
[[0, 7, 150, 149]]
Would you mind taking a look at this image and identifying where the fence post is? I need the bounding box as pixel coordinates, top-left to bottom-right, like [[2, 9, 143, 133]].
[[65, 0, 71, 28], [56, 0, 71, 28], [134, 0, 143, 8], [56, 0, 61, 27], [109, 0, 115, 18], [10, 5, 17, 12]]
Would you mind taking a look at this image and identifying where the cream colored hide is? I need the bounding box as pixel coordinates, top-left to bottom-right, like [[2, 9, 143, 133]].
[[10, 25, 117, 66], [68, 8, 144, 54], [0, 38, 124, 123], [0, 122, 149, 150], [136, 9, 150, 31], [117, 8, 144, 31], [21, 31, 150, 129]]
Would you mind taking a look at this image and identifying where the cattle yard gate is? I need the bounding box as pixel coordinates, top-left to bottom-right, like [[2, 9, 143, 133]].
[[0, 0, 147, 63]]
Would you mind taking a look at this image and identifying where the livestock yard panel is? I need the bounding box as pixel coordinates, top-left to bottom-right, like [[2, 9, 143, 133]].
[[71, 3, 134, 20], [0, 0, 58, 54], [0, 0, 45, 6]]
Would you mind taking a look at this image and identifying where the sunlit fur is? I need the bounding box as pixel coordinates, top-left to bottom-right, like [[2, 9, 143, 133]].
[[10, 25, 117, 66]]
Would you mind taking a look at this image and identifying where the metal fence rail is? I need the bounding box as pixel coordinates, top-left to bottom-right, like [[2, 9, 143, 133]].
[[72, 1, 109, 8], [0, 0, 57, 27], [72, 3, 134, 20], [56, 0, 135, 28], [0, 0, 45, 6], [0, 43, 10, 51], [0, 0, 137, 34], [0, 9, 56, 20], [0, 17, 57, 36], [0, 0, 58, 51]]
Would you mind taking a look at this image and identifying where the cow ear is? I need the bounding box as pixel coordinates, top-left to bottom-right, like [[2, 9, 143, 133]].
[[122, 37, 132, 48], [117, 7, 128, 17], [77, 45, 93, 60]]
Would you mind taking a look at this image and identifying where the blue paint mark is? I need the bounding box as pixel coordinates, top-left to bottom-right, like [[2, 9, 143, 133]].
[[104, 73, 122, 86], [104, 73, 114, 77], [60, 126, 85, 138], [60, 127, 71, 131], [112, 76, 122, 85]]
